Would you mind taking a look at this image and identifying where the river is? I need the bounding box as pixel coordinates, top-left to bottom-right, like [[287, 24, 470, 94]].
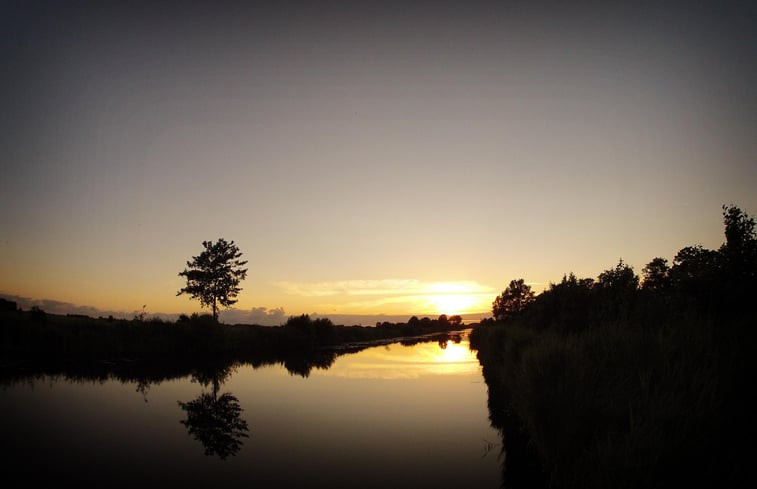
[[0, 331, 502, 488]]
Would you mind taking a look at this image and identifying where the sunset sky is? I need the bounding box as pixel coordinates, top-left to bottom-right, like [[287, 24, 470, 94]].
[[2, 1, 755, 324]]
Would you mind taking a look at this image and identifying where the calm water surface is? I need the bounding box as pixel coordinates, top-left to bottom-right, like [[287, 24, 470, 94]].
[[1, 333, 501, 488]]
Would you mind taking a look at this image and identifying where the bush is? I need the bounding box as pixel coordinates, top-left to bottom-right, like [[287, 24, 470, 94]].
[[30, 306, 47, 323]]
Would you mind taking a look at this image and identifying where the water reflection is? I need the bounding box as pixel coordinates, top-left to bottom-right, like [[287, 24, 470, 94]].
[[178, 363, 250, 459], [179, 392, 249, 459], [0, 330, 501, 488], [321, 335, 479, 379]]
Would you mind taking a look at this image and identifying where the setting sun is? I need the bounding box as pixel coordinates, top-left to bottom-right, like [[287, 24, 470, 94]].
[[428, 294, 476, 316], [422, 282, 492, 316]]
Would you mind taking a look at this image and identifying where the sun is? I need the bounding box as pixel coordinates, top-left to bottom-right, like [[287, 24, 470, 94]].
[[428, 293, 476, 316]]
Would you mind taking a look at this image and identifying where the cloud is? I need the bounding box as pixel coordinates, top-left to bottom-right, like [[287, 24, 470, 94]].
[[275, 279, 495, 297], [0, 292, 159, 319], [220, 306, 287, 326], [0, 292, 296, 326], [0, 289, 492, 327], [274, 279, 496, 315]]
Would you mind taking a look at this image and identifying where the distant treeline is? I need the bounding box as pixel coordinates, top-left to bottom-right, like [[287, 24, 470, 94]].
[[471, 204, 755, 488], [0, 304, 470, 378]]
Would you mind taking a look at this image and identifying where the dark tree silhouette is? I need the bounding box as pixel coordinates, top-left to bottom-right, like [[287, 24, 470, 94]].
[[0, 298, 17, 313], [448, 314, 463, 326], [669, 245, 720, 289], [722, 204, 756, 256], [594, 259, 639, 320], [720, 204, 757, 281], [596, 259, 639, 291], [177, 239, 248, 321], [527, 273, 594, 331], [642, 257, 670, 290], [492, 279, 535, 321]]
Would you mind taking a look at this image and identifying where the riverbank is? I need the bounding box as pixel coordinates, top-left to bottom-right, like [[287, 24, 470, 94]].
[[0, 309, 471, 376], [469, 317, 750, 488]]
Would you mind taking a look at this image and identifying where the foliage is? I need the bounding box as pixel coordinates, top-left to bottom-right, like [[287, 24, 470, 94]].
[[526, 273, 594, 331], [472, 203, 757, 488], [471, 319, 733, 489], [133, 304, 147, 322], [593, 259, 639, 320], [0, 298, 17, 313], [720, 204, 757, 305], [596, 259, 638, 291], [30, 306, 46, 323], [722, 203, 756, 256], [177, 239, 248, 321], [492, 279, 535, 321], [641, 257, 670, 291], [284, 314, 337, 343]]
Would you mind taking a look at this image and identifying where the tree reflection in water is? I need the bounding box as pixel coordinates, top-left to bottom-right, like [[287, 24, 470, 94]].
[[178, 364, 249, 460]]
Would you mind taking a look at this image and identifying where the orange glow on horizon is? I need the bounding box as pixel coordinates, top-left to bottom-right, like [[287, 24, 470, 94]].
[[427, 294, 478, 316], [423, 282, 491, 316]]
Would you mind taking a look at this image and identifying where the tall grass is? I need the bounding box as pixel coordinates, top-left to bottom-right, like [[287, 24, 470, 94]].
[[470, 318, 745, 488]]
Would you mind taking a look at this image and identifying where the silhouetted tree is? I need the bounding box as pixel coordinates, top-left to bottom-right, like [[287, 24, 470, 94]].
[[670, 245, 720, 284], [286, 314, 314, 334], [492, 279, 535, 321], [449, 314, 463, 326], [177, 239, 248, 321], [284, 314, 336, 344], [642, 257, 670, 291], [714, 205, 757, 315], [596, 259, 639, 291], [0, 298, 17, 313], [668, 245, 721, 317], [720, 204, 757, 280], [529, 273, 594, 331], [30, 306, 46, 323], [722, 204, 756, 257], [595, 259, 639, 320]]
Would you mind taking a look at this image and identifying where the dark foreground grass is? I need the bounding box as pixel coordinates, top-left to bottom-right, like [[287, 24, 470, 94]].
[[470, 318, 751, 489]]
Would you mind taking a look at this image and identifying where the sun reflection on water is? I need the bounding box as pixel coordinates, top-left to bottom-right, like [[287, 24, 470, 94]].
[[319, 336, 481, 380]]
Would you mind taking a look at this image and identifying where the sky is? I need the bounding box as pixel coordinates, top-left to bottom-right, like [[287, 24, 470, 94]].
[[1, 1, 756, 324]]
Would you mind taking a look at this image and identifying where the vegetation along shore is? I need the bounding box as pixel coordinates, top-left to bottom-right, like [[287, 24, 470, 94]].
[[470, 205, 755, 488]]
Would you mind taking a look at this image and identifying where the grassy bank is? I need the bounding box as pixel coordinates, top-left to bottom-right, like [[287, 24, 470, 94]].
[[470, 204, 755, 487], [470, 316, 750, 488]]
